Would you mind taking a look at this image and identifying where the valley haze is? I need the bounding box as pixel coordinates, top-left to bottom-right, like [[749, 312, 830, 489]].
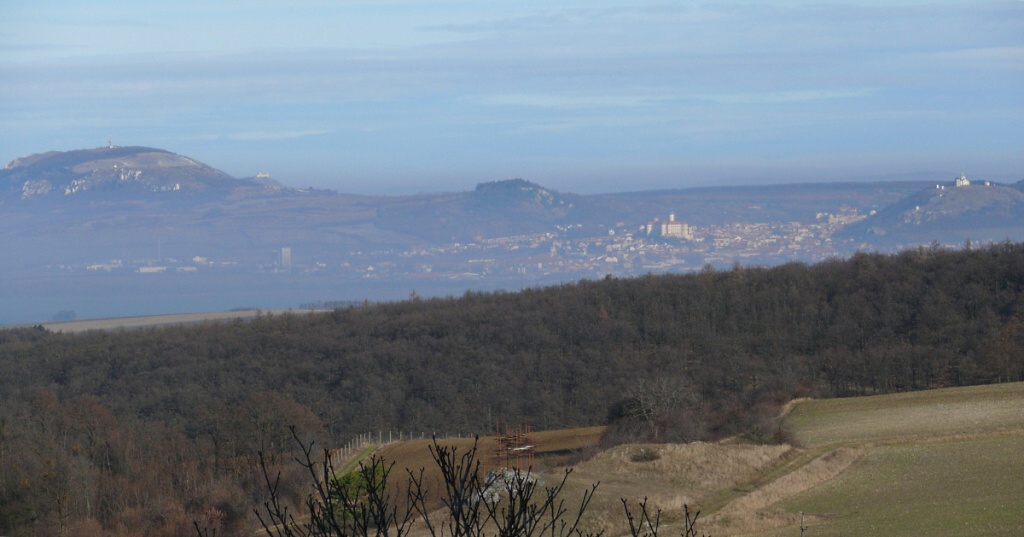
[[2, 145, 1023, 326], [3, 2, 1021, 323]]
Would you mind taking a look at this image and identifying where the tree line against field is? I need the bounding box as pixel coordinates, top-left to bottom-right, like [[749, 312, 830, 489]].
[[2, 241, 1023, 536]]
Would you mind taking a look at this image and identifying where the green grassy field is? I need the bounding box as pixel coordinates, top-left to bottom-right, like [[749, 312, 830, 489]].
[[342, 384, 1024, 537], [784, 382, 1024, 448], [767, 435, 1024, 537], [738, 382, 1024, 537]]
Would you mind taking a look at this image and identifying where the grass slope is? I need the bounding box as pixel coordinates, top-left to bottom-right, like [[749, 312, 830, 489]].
[[771, 436, 1024, 537], [337, 384, 1024, 537], [784, 382, 1024, 447], [739, 382, 1024, 537]]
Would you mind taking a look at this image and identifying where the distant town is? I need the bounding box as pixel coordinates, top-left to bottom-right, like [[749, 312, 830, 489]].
[[63, 205, 882, 283], [5, 162, 1017, 325]]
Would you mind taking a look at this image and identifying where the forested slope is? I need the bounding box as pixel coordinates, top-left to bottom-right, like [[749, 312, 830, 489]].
[[2, 242, 1024, 536]]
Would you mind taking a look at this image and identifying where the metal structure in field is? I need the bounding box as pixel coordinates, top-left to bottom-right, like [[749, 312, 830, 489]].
[[494, 424, 535, 469]]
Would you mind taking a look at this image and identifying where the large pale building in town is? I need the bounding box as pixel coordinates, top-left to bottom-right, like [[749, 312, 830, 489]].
[[646, 212, 692, 240]]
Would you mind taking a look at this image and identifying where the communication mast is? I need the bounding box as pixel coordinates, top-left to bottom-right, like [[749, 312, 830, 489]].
[[494, 424, 535, 470]]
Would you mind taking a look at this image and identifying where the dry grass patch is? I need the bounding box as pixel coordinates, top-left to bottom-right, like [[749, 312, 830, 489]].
[[565, 443, 794, 533], [369, 431, 797, 537], [703, 446, 865, 536], [531, 426, 606, 454], [370, 428, 606, 514], [373, 426, 605, 477], [573, 443, 792, 499]]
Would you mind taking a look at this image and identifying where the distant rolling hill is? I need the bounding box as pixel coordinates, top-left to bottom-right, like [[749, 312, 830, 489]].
[[0, 144, 942, 249], [4, 146, 1013, 247], [376, 179, 934, 242], [837, 179, 1024, 247], [0, 146, 339, 263], [375, 178, 586, 242], [2, 144, 1019, 323], [0, 145, 376, 269], [1, 145, 270, 202]]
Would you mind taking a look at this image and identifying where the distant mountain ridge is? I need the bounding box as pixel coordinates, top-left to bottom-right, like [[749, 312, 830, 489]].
[[2, 144, 1021, 264], [1, 145, 278, 202], [3, 144, 1022, 325]]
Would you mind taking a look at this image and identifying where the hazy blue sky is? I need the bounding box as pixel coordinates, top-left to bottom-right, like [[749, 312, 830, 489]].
[[2, 1, 1021, 194]]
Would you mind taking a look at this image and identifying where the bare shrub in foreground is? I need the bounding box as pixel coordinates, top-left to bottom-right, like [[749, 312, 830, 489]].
[[231, 428, 623, 537], [621, 497, 708, 537]]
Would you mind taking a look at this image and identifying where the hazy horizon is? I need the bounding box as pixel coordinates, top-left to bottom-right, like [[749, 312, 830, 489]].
[[3, 1, 1021, 195]]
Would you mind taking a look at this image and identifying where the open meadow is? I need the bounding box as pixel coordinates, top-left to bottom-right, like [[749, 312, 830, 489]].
[[728, 382, 1024, 536], [767, 435, 1024, 537], [350, 383, 1024, 537], [783, 382, 1024, 447]]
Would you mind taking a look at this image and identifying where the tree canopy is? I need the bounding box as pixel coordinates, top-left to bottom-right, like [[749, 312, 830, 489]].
[[2, 241, 1023, 536]]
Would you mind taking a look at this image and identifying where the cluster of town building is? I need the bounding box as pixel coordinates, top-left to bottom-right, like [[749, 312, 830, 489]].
[[74, 204, 874, 285], [376, 205, 866, 281], [68, 174, 988, 283]]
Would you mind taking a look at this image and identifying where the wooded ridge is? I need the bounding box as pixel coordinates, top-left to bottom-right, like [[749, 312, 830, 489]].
[[2, 241, 1023, 536]]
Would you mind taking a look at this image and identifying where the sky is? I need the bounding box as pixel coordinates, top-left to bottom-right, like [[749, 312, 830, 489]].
[[1, 1, 1022, 195]]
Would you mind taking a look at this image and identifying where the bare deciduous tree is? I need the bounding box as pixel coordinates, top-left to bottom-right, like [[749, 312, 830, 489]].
[[233, 430, 610, 537], [621, 497, 707, 537]]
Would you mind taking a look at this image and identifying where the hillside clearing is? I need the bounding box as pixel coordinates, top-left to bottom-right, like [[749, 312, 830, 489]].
[[354, 383, 1024, 537], [785, 382, 1024, 447], [766, 435, 1024, 537], [730, 382, 1024, 536]]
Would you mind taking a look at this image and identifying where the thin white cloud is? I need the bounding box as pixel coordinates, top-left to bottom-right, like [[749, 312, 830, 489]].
[[473, 94, 657, 109], [1, 1, 1022, 191], [190, 130, 330, 141], [225, 130, 330, 141], [927, 46, 1024, 68], [691, 89, 876, 105], [473, 89, 873, 110]]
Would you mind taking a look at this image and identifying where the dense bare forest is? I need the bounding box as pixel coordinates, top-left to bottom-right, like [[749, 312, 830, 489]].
[[2, 242, 1024, 536]]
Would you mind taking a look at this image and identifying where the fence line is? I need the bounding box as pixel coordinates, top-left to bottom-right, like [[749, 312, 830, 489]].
[[326, 430, 469, 469]]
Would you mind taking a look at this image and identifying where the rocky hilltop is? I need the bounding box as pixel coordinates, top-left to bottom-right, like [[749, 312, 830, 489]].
[[1, 145, 277, 202], [375, 178, 586, 242]]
